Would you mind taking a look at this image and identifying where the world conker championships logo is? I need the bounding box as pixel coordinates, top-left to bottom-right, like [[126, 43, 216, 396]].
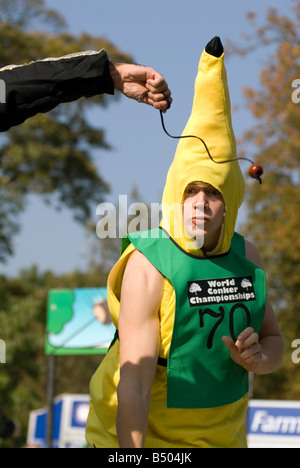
[[188, 276, 256, 307]]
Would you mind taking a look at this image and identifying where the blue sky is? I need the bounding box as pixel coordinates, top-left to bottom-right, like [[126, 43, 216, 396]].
[[0, 0, 293, 276]]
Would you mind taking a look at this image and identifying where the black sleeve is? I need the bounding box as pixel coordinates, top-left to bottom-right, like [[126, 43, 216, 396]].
[[0, 49, 115, 132], [0, 407, 15, 439]]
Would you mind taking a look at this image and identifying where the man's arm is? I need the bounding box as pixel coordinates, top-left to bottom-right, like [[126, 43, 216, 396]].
[[116, 249, 163, 448], [222, 240, 285, 374]]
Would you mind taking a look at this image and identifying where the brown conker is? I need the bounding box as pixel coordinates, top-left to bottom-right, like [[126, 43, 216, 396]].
[[249, 164, 263, 183]]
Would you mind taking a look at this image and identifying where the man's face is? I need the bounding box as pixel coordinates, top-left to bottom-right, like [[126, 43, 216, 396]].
[[182, 181, 225, 252]]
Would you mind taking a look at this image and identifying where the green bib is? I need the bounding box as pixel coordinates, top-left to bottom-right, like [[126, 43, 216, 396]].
[[122, 228, 266, 409]]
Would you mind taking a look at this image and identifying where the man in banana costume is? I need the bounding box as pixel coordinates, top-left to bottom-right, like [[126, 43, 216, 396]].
[[86, 37, 284, 448]]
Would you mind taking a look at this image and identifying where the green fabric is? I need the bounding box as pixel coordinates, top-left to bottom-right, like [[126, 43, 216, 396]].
[[127, 228, 266, 409]]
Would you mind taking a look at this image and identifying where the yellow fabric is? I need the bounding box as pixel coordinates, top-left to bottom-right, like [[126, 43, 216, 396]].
[[86, 39, 249, 448], [86, 244, 248, 448]]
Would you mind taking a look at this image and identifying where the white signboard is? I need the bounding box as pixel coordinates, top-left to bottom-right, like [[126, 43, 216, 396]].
[[247, 400, 300, 448]]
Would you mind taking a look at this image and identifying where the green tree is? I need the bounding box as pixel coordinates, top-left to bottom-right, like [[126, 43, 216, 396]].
[[229, 2, 300, 399], [0, 0, 132, 261]]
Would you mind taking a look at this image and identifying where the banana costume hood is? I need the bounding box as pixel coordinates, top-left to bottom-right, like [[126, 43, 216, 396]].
[[161, 36, 245, 256]]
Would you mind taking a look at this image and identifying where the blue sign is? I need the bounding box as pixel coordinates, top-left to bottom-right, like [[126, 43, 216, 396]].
[[27, 394, 90, 448]]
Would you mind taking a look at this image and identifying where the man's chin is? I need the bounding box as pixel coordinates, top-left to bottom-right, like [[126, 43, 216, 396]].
[[184, 229, 205, 249]]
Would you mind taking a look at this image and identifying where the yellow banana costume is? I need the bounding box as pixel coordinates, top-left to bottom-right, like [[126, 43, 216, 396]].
[[86, 37, 258, 448]]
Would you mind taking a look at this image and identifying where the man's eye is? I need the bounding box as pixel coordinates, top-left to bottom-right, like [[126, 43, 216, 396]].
[[208, 189, 221, 197], [185, 188, 196, 195]]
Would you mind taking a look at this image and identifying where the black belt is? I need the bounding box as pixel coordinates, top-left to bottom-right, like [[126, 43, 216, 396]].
[[112, 330, 167, 367]]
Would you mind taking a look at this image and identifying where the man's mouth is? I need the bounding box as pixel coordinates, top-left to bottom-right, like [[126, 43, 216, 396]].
[[192, 217, 208, 225]]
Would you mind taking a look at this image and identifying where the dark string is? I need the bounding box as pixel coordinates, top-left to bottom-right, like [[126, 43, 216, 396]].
[[159, 110, 255, 166]]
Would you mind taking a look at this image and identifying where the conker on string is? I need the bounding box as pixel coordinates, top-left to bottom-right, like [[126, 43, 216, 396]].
[[159, 111, 264, 184], [249, 164, 264, 184]]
